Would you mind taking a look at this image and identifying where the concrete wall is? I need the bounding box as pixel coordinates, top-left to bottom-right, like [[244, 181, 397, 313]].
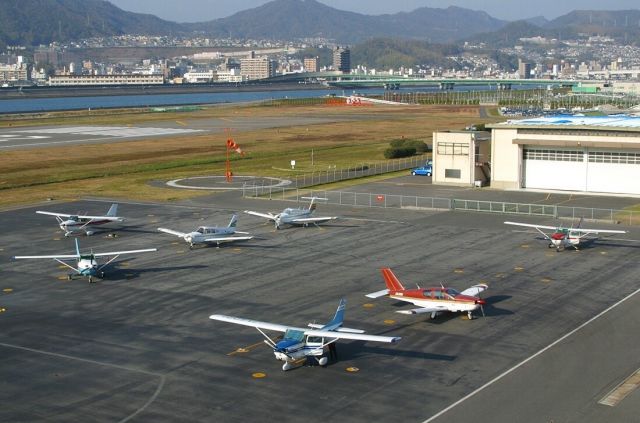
[[433, 132, 474, 186], [491, 128, 521, 189]]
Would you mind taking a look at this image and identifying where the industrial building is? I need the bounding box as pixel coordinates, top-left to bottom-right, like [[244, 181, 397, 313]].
[[487, 115, 640, 195], [431, 130, 491, 187]]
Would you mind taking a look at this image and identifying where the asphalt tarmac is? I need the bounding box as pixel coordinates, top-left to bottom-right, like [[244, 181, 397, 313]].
[[1, 192, 639, 423]]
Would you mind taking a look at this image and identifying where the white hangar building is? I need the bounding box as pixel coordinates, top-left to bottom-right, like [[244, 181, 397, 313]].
[[486, 115, 640, 195]]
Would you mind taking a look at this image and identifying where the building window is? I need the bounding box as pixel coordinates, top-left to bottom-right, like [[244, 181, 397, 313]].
[[437, 142, 469, 156], [524, 149, 583, 162], [445, 169, 461, 178], [588, 151, 640, 164]]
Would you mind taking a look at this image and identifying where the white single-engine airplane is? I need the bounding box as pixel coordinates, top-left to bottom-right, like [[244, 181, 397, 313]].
[[244, 196, 337, 229], [36, 203, 124, 236], [504, 219, 627, 251], [367, 268, 488, 320], [12, 238, 156, 283], [210, 298, 401, 371], [157, 214, 253, 248]]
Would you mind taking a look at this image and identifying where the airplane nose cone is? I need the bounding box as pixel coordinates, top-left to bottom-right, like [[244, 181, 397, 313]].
[[476, 299, 486, 305]]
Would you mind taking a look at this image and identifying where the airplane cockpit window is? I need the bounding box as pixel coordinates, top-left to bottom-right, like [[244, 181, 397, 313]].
[[422, 290, 433, 298], [284, 329, 305, 342], [306, 336, 323, 344], [446, 288, 460, 297], [70, 216, 79, 221], [433, 291, 445, 300], [196, 227, 205, 234]]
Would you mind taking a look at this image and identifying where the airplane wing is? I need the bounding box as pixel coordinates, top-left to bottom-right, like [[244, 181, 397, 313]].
[[209, 314, 292, 333], [504, 221, 558, 231], [304, 329, 400, 343], [244, 210, 277, 221], [36, 210, 72, 218], [396, 305, 448, 315], [13, 254, 77, 260], [568, 227, 627, 235], [92, 248, 157, 257], [461, 284, 489, 297], [366, 289, 389, 299], [202, 236, 253, 243], [158, 228, 187, 237], [290, 216, 337, 224]]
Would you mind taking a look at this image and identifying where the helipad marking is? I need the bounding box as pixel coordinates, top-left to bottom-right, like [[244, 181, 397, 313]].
[[599, 367, 640, 406], [346, 367, 359, 372], [363, 303, 375, 308], [252, 372, 267, 379], [383, 319, 396, 325]]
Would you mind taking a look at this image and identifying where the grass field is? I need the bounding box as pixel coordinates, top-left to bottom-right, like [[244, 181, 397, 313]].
[[0, 103, 500, 208]]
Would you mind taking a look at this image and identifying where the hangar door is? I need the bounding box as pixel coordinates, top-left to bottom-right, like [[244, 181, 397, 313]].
[[523, 148, 640, 194], [523, 148, 586, 191]]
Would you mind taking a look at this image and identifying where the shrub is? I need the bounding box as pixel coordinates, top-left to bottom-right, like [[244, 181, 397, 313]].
[[384, 146, 417, 159]]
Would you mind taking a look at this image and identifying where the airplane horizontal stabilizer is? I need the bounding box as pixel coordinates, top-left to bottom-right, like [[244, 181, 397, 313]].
[[365, 289, 389, 299]]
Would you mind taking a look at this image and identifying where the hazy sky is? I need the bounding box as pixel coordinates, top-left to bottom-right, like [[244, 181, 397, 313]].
[[108, 0, 640, 23]]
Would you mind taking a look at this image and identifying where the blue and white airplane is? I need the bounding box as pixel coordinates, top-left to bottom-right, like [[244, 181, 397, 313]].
[[13, 238, 156, 283], [210, 299, 401, 371], [244, 196, 337, 230]]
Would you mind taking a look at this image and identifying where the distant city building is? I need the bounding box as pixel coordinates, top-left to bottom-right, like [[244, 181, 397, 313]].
[[518, 59, 532, 79], [240, 53, 276, 80], [183, 70, 215, 83], [333, 47, 350, 73], [48, 74, 164, 86], [304, 57, 319, 72], [0, 62, 29, 83]]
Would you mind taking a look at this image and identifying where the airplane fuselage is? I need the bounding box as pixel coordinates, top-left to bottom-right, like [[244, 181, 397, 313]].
[[391, 288, 483, 314], [61, 218, 113, 235], [279, 209, 312, 225], [77, 257, 99, 276], [550, 231, 581, 250]]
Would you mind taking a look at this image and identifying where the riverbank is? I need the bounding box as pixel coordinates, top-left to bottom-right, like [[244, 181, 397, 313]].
[[0, 81, 328, 99]]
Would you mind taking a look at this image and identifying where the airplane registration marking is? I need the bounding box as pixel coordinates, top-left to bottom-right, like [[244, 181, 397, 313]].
[[598, 367, 640, 406], [383, 319, 396, 325], [227, 341, 264, 356], [346, 367, 359, 372], [362, 303, 375, 308], [252, 372, 267, 379]]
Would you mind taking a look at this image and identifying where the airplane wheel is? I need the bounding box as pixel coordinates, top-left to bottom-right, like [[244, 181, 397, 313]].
[[548, 243, 554, 248], [100, 272, 105, 278], [67, 274, 72, 281], [467, 311, 474, 320], [89, 276, 93, 283], [411, 172, 416, 176]]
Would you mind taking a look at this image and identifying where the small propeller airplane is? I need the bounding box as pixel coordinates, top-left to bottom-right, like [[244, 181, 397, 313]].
[[244, 196, 337, 230], [366, 268, 488, 320], [504, 219, 628, 251], [12, 238, 157, 283], [210, 298, 401, 371], [157, 214, 253, 248], [36, 203, 124, 236]]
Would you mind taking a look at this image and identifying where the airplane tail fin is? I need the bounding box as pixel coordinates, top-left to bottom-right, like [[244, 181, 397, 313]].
[[577, 217, 583, 229], [106, 204, 118, 217], [325, 298, 347, 328], [381, 268, 406, 292], [228, 214, 238, 228], [308, 198, 317, 213], [75, 238, 81, 257]]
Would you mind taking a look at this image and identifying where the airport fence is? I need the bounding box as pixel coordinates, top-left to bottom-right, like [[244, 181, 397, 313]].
[[243, 187, 640, 226]]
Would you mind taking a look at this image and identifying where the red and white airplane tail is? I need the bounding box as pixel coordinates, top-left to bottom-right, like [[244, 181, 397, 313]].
[[366, 268, 406, 298]]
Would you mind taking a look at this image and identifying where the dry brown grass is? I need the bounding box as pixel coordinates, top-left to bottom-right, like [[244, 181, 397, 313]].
[[0, 103, 501, 207]]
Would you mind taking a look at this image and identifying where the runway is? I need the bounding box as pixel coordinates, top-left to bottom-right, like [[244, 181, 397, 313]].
[[1, 192, 639, 422]]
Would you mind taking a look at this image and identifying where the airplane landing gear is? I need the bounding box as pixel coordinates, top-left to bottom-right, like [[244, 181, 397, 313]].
[[467, 311, 474, 320], [282, 362, 294, 371]]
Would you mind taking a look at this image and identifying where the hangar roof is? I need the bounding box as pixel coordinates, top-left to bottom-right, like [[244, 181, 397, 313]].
[[487, 115, 640, 131]]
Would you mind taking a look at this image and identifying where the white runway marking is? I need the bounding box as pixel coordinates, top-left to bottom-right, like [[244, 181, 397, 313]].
[[422, 285, 640, 423], [12, 126, 202, 137], [0, 341, 166, 423]]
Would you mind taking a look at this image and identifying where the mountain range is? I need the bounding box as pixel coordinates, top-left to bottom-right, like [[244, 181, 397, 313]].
[[1, 0, 639, 49]]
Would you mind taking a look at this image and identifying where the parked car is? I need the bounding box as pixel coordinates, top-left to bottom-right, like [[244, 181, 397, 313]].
[[411, 164, 432, 176]]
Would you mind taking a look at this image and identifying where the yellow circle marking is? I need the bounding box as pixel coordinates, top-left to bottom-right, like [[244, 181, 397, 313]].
[[495, 273, 506, 278], [147, 214, 155, 217], [53, 237, 61, 241], [171, 241, 181, 245], [176, 250, 186, 254], [0, 248, 4, 251], [454, 268, 464, 274], [150, 220, 159, 224], [514, 266, 524, 272], [252, 372, 267, 379], [236, 348, 249, 353], [383, 319, 396, 325], [600, 251, 608, 255], [0, 307, 6, 313], [3, 288, 13, 293], [541, 277, 553, 283], [57, 275, 69, 281], [120, 261, 130, 267], [520, 244, 530, 248], [346, 367, 359, 372], [233, 248, 242, 252], [362, 303, 375, 308], [545, 252, 556, 257], [58, 265, 68, 269]]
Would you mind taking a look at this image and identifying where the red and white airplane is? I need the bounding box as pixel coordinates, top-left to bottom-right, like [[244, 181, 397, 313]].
[[504, 219, 627, 251], [36, 203, 124, 236], [366, 268, 488, 320]]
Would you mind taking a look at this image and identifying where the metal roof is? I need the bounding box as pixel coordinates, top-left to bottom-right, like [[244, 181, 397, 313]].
[[489, 115, 640, 130]]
